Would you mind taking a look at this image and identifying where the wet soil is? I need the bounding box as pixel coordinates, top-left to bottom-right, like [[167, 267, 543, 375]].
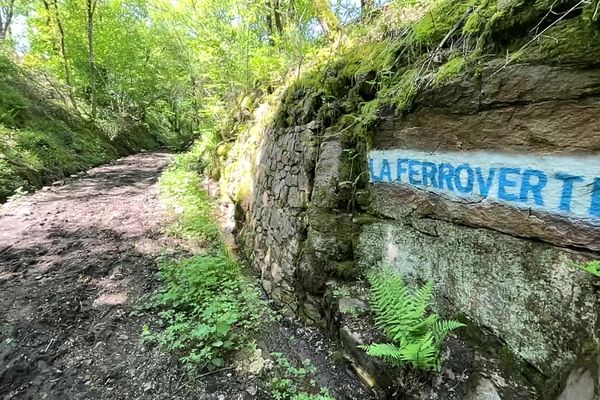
[[0, 152, 372, 400]]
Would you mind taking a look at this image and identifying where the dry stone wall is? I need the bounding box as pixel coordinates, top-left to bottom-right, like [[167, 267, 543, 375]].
[[237, 123, 318, 315]]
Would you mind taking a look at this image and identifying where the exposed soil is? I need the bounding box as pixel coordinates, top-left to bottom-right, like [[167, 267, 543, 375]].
[[0, 152, 372, 400]]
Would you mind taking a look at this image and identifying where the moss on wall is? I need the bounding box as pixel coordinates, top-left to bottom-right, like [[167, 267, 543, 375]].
[[433, 56, 466, 85], [523, 17, 600, 63], [269, 0, 600, 165]]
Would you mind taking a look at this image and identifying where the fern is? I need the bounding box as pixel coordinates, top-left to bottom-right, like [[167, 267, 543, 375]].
[[582, 260, 600, 278], [362, 268, 464, 371]]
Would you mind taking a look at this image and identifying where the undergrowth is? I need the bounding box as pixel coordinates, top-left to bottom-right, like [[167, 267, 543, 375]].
[[157, 161, 220, 244], [363, 268, 464, 371], [269, 353, 335, 400], [149, 252, 266, 368], [150, 149, 269, 371]]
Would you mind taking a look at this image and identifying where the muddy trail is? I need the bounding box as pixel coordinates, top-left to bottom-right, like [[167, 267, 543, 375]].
[[0, 152, 371, 400]]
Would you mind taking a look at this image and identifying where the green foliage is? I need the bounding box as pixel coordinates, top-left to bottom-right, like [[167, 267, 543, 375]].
[[338, 39, 401, 79], [584, 0, 600, 25], [523, 18, 600, 64], [0, 159, 28, 200], [0, 53, 176, 201], [291, 391, 336, 400], [269, 353, 335, 400], [581, 261, 600, 278], [461, 0, 498, 35], [150, 252, 266, 367], [151, 147, 271, 368], [413, 0, 470, 45], [0, 81, 28, 126], [434, 56, 466, 85], [363, 268, 464, 371], [387, 68, 420, 112], [411, 0, 498, 46], [1, 0, 595, 203], [11, 0, 327, 189], [157, 163, 220, 243]]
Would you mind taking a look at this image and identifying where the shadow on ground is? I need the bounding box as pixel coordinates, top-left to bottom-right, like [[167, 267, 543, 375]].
[[0, 152, 372, 400]]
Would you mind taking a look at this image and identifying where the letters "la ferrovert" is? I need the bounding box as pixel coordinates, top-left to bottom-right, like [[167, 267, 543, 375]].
[[368, 149, 600, 221]]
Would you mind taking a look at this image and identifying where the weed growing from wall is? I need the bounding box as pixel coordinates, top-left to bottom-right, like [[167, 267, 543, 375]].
[[363, 268, 464, 371]]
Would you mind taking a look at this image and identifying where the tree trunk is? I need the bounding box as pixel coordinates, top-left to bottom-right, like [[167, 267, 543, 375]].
[[273, 0, 283, 35], [0, 0, 15, 41], [313, 0, 341, 41], [266, 0, 284, 46], [266, 0, 275, 45], [44, 0, 79, 111], [87, 0, 97, 120]]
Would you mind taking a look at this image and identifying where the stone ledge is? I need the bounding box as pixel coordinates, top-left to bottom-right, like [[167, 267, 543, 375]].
[[371, 183, 600, 252]]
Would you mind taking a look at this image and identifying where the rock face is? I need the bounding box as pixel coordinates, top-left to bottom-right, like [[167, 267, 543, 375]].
[[372, 63, 600, 252], [225, 49, 600, 400], [466, 378, 501, 400], [357, 220, 598, 376], [557, 367, 598, 400]]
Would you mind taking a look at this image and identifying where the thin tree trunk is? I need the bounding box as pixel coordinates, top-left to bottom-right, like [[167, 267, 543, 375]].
[[266, 0, 286, 46], [0, 0, 15, 41], [265, 0, 275, 46], [313, 0, 341, 41], [273, 0, 283, 35], [44, 0, 79, 111], [87, 0, 97, 120]]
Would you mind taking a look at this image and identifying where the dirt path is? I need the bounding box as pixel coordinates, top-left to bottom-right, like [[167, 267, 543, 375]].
[[0, 152, 372, 400], [0, 152, 196, 399]]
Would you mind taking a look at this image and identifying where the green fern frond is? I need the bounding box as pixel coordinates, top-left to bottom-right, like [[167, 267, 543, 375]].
[[365, 268, 464, 371], [398, 332, 438, 370], [432, 320, 466, 346], [363, 343, 405, 363]]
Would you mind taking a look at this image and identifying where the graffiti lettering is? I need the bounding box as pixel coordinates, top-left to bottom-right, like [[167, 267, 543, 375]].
[[369, 150, 600, 221]]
